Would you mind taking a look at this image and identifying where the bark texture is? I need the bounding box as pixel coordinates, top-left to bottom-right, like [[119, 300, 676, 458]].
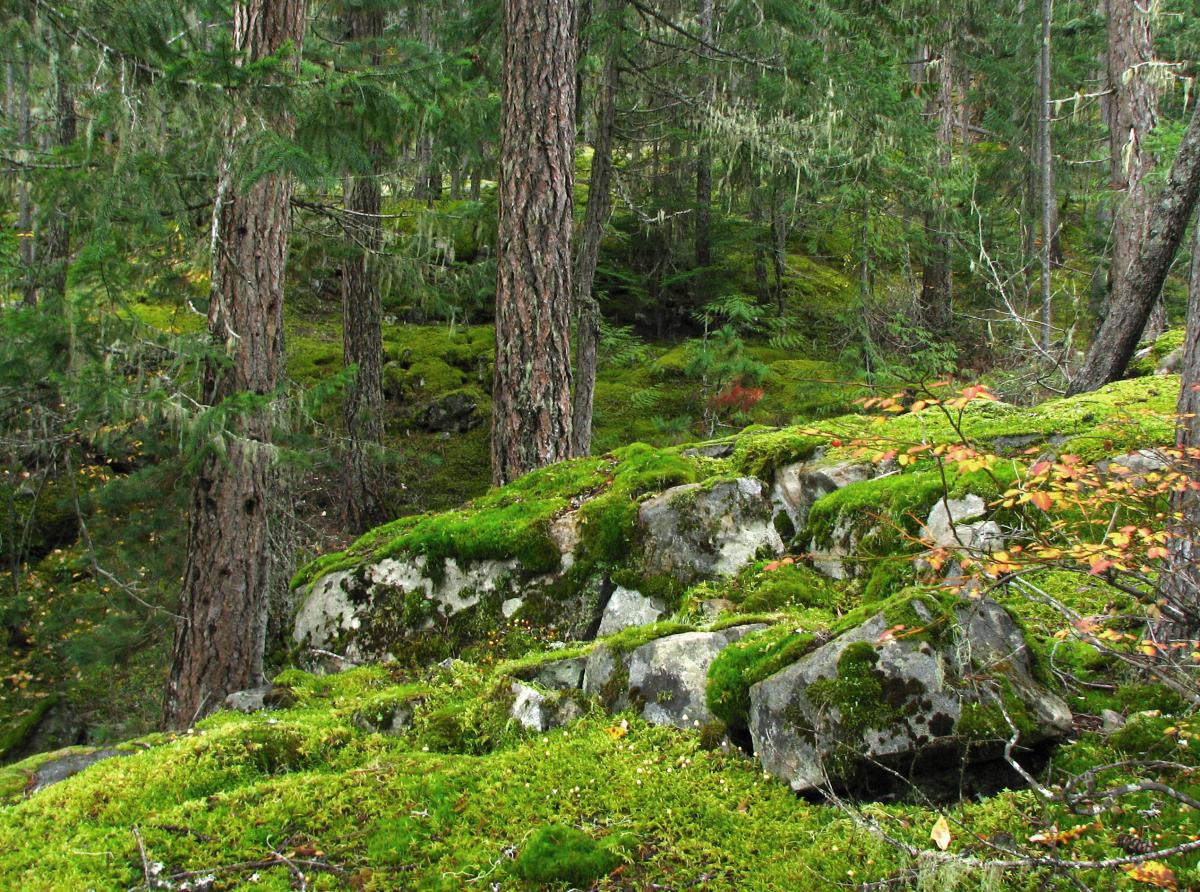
[[1069, 103, 1200, 394], [693, 0, 714, 270], [1157, 218, 1200, 638], [570, 0, 620, 458], [41, 56, 76, 304], [1104, 0, 1159, 334], [1038, 0, 1054, 351], [165, 0, 306, 730], [342, 5, 386, 531], [492, 0, 578, 486], [919, 34, 955, 334]]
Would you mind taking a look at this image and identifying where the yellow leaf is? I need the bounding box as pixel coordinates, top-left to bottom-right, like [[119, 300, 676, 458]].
[[930, 815, 951, 851], [1122, 861, 1178, 891]]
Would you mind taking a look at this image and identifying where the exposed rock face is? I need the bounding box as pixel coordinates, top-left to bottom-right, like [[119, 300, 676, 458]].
[[419, 392, 480, 433], [596, 587, 666, 636], [626, 625, 767, 730], [223, 686, 296, 713], [749, 596, 1071, 795], [921, 495, 1004, 553], [638, 478, 783, 584], [509, 682, 584, 732], [772, 459, 875, 534], [517, 655, 588, 691], [28, 748, 134, 795]]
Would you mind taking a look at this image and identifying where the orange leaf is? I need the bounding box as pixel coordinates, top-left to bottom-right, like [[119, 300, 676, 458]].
[[1122, 861, 1177, 891]]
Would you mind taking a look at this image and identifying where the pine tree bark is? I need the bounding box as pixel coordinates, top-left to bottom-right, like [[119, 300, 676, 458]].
[[491, 0, 577, 486], [694, 0, 714, 270], [1157, 217, 1200, 638], [1068, 102, 1200, 394], [1104, 0, 1159, 334], [41, 52, 76, 304], [1038, 0, 1054, 351], [342, 5, 386, 532], [919, 32, 954, 334], [165, 0, 307, 730], [570, 0, 620, 458], [16, 52, 34, 306]]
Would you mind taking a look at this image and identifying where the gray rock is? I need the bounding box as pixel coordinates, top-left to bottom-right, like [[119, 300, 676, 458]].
[[773, 459, 875, 533], [1156, 346, 1183, 375], [638, 478, 784, 585], [922, 495, 986, 547], [597, 587, 666, 636], [224, 686, 273, 713], [627, 625, 768, 730], [517, 655, 587, 691], [700, 598, 737, 620], [1101, 709, 1126, 734], [1099, 449, 1169, 481], [30, 747, 134, 794], [682, 441, 736, 459], [582, 644, 630, 711], [510, 682, 584, 732], [749, 596, 1071, 794], [353, 701, 416, 735], [501, 597, 525, 619], [419, 392, 480, 433]]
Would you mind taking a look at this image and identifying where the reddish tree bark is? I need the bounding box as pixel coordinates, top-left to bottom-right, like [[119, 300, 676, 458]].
[[165, 0, 307, 730], [342, 4, 386, 531], [491, 0, 577, 485], [1069, 102, 1200, 394]]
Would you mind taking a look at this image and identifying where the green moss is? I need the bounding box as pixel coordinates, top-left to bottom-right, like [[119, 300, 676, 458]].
[[706, 625, 817, 731], [602, 620, 694, 654], [514, 823, 630, 885], [730, 429, 825, 479], [0, 697, 59, 762], [806, 642, 898, 741]]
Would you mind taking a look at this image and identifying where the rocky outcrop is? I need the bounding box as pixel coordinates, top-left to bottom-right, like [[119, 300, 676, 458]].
[[921, 495, 1004, 553], [638, 478, 783, 584], [772, 458, 875, 535], [419, 392, 480, 433], [596, 587, 665, 636], [626, 625, 767, 730], [749, 595, 1071, 795], [510, 682, 584, 732]]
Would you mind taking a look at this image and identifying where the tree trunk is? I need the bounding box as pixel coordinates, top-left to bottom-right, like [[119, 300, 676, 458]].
[[342, 5, 386, 532], [919, 31, 955, 334], [16, 53, 34, 306], [770, 184, 787, 310], [41, 53, 76, 304], [1104, 0, 1159, 336], [694, 0, 714, 271], [570, 0, 620, 458], [165, 0, 307, 730], [491, 0, 577, 486], [751, 184, 769, 306], [1157, 217, 1200, 639], [1068, 103, 1200, 394], [1038, 0, 1054, 351]]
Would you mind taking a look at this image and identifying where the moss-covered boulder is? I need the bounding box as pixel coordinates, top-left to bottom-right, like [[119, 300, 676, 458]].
[[749, 592, 1071, 796], [637, 477, 784, 585]]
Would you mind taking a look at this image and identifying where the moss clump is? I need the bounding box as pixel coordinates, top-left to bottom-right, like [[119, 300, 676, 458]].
[[707, 625, 817, 731], [514, 824, 630, 886], [730, 428, 825, 479], [602, 620, 694, 654], [807, 642, 897, 740]]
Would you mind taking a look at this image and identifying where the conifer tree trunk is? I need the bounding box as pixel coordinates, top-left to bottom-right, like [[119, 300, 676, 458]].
[[570, 0, 620, 458], [165, 0, 306, 730], [16, 52, 33, 306], [1104, 0, 1159, 335], [342, 4, 386, 531], [1158, 217, 1200, 638], [41, 52, 76, 304], [919, 33, 954, 334], [491, 0, 577, 486], [1038, 0, 1054, 351], [694, 0, 714, 270], [1069, 102, 1200, 394]]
